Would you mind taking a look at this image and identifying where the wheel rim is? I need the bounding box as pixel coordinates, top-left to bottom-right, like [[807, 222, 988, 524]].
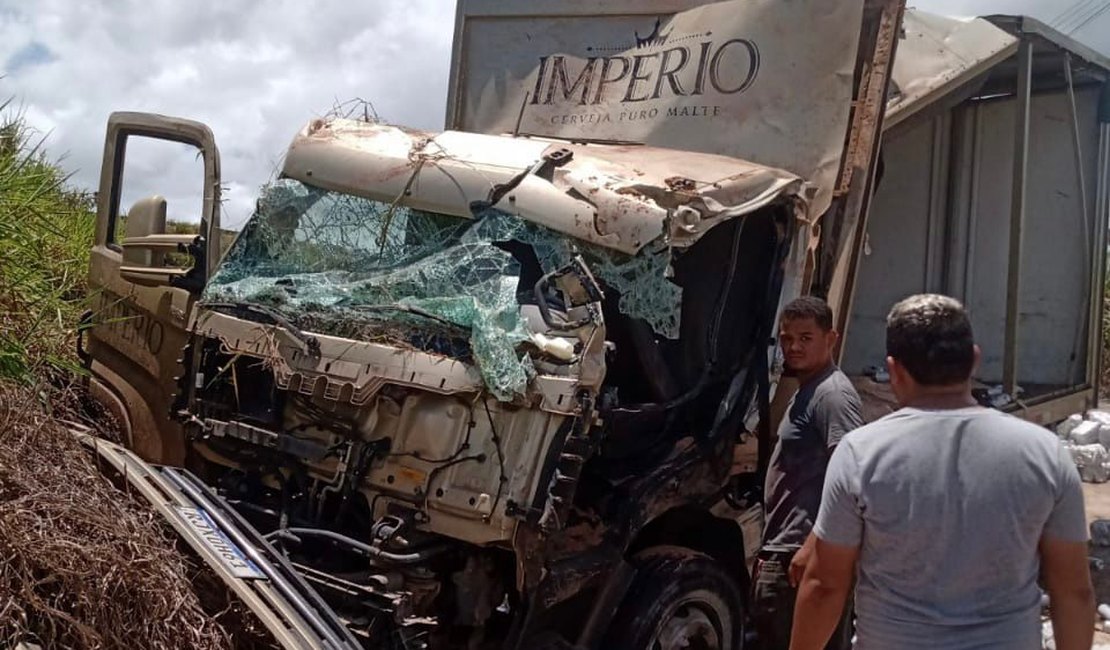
[[649, 591, 729, 650]]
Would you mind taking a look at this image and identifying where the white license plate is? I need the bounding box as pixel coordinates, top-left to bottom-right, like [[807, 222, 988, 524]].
[[177, 506, 266, 580]]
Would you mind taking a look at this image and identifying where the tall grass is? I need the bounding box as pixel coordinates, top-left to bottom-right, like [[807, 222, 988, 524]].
[[0, 104, 96, 382], [0, 108, 270, 649]]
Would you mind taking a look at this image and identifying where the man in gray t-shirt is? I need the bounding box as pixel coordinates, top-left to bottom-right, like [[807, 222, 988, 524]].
[[752, 296, 862, 650], [790, 294, 1094, 650]]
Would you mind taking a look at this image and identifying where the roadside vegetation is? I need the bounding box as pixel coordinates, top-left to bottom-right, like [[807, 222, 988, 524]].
[[0, 107, 269, 649], [0, 104, 95, 382]]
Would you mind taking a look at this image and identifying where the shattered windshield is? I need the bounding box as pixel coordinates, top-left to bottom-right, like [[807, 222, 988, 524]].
[[205, 179, 680, 400]]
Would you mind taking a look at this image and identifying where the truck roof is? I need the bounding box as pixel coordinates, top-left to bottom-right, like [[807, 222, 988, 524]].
[[281, 118, 805, 255]]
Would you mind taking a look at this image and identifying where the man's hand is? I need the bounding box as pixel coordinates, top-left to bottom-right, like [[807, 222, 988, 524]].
[[789, 536, 858, 650], [789, 534, 816, 587]]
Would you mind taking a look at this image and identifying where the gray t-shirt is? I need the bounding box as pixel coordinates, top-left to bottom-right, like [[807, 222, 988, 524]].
[[815, 407, 1087, 650], [763, 365, 863, 549]]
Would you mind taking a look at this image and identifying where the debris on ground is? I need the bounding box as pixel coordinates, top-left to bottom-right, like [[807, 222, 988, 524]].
[[1058, 410, 1110, 483], [1091, 519, 1110, 604], [969, 384, 1020, 409], [1095, 520, 1110, 548], [0, 382, 275, 649]]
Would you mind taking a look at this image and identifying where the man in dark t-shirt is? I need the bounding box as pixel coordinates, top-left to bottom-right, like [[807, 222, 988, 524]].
[[752, 296, 862, 650]]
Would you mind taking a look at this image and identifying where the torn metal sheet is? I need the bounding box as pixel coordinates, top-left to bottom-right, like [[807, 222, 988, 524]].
[[281, 119, 806, 256], [885, 9, 1019, 129]]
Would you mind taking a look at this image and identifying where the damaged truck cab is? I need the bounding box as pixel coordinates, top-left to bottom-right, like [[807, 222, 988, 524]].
[[82, 1, 903, 648]]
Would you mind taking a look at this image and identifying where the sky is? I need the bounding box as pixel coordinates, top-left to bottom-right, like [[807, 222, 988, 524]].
[[1, 0, 1108, 229]]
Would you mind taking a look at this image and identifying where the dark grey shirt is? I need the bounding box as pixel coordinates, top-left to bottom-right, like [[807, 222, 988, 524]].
[[762, 365, 863, 549], [815, 407, 1087, 649]]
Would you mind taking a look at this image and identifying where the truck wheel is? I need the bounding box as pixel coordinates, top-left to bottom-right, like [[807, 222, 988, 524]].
[[604, 545, 745, 650], [522, 632, 575, 649]]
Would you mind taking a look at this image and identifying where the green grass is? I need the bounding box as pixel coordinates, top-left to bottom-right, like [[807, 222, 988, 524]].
[[0, 106, 267, 650], [0, 105, 96, 382]]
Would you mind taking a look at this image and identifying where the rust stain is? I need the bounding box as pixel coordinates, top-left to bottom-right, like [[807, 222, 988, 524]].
[[397, 466, 427, 484]]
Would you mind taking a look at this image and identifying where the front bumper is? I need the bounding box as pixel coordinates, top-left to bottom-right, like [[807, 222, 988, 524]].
[[70, 428, 364, 650]]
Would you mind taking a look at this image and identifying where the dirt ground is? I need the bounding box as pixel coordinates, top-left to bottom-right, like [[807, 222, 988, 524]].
[[1085, 483, 1110, 523]]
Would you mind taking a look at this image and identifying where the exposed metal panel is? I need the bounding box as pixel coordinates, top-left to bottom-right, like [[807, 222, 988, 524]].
[[848, 87, 1103, 390], [837, 13, 1110, 400], [945, 89, 1099, 387], [1065, 55, 1094, 388], [925, 113, 952, 291], [962, 98, 1014, 381], [841, 116, 939, 374], [943, 103, 981, 303], [1015, 87, 1101, 388], [1003, 40, 1032, 396], [986, 15, 1110, 78], [886, 10, 1018, 130], [1096, 85, 1110, 394]]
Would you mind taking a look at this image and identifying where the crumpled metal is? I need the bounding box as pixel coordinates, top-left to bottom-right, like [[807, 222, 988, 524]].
[[205, 179, 682, 400]]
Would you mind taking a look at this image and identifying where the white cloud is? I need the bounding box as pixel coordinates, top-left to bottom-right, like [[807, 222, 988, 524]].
[[1, 0, 1106, 229], [0, 0, 455, 228]]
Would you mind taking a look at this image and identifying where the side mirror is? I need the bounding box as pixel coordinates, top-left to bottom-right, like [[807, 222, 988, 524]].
[[122, 196, 167, 267], [119, 196, 204, 291], [533, 255, 604, 331]]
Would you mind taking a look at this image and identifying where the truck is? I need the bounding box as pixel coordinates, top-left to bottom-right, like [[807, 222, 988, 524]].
[[79, 1, 903, 648]]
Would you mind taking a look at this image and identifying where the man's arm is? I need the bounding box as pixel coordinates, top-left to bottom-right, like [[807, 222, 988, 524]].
[[792, 440, 864, 649], [1039, 442, 1095, 650], [1039, 536, 1094, 650], [789, 537, 859, 650]]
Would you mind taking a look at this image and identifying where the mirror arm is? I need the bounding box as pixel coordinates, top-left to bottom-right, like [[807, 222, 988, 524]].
[[533, 255, 604, 331], [169, 235, 207, 294]]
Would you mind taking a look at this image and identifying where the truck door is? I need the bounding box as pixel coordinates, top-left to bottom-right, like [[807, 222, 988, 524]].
[[82, 112, 221, 465]]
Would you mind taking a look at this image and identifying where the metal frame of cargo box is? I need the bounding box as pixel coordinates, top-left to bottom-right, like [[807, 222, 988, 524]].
[[841, 15, 1110, 426]]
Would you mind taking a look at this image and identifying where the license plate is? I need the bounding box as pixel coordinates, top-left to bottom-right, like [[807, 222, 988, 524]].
[[177, 506, 266, 580]]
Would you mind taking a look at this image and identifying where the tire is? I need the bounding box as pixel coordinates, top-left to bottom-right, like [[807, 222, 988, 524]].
[[522, 631, 575, 649], [603, 545, 746, 650]]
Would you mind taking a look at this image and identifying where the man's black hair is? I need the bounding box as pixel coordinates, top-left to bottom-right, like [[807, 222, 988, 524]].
[[886, 294, 975, 386], [781, 296, 834, 331]]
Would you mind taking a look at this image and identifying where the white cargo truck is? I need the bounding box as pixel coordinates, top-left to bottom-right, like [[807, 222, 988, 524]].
[[80, 2, 903, 648]]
